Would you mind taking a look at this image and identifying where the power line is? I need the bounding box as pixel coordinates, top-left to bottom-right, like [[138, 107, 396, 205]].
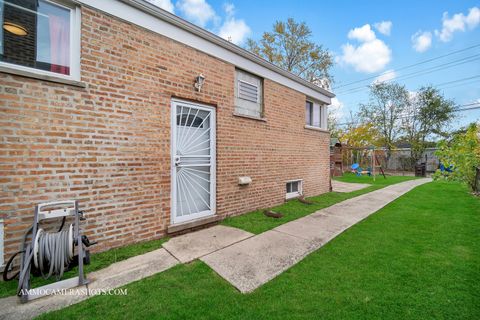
[[337, 75, 480, 96], [456, 105, 480, 112], [334, 102, 480, 127], [434, 75, 480, 88], [459, 102, 480, 107], [335, 55, 480, 95], [435, 79, 480, 91], [337, 55, 480, 95], [333, 43, 480, 90]]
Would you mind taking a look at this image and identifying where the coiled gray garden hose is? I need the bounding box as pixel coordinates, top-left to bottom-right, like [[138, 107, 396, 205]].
[[36, 227, 73, 279], [13, 223, 73, 295]]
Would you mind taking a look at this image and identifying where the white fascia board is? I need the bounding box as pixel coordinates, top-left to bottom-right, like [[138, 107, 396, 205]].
[[77, 0, 334, 104]]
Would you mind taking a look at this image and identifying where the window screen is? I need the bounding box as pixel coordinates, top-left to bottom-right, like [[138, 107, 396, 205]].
[[305, 100, 323, 128]]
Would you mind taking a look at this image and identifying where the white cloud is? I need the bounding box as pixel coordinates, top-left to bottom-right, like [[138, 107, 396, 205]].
[[223, 2, 235, 16], [176, 1, 251, 45], [218, 19, 251, 45], [218, 3, 251, 45], [337, 24, 392, 73], [329, 97, 345, 121], [373, 69, 396, 84], [411, 31, 432, 52], [176, 0, 217, 27], [435, 7, 480, 42], [374, 21, 392, 36], [348, 24, 376, 42], [145, 0, 174, 13]]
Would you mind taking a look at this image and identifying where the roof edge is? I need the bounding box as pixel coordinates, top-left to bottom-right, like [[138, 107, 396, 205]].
[[120, 0, 335, 99]]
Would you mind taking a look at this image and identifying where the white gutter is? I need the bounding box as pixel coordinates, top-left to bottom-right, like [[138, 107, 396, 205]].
[[77, 0, 335, 103]]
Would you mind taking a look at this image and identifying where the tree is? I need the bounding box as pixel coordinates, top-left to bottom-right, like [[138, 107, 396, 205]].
[[434, 123, 480, 192], [359, 82, 410, 158], [338, 123, 381, 148], [328, 113, 341, 139], [402, 86, 455, 166], [246, 18, 333, 83]]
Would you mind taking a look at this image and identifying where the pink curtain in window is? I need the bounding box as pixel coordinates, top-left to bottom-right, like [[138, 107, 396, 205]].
[[49, 14, 70, 75]]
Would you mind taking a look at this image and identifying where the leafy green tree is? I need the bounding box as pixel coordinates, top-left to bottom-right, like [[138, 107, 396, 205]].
[[402, 86, 455, 166], [246, 18, 333, 82], [434, 123, 480, 191], [359, 82, 410, 158], [339, 123, 381, 148]]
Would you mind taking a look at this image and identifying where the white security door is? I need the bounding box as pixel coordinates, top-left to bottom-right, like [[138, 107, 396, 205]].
[[171, 99, 216, 224]]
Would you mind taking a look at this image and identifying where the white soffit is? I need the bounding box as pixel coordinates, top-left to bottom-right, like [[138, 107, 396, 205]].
[[77, 0, 334, 104]]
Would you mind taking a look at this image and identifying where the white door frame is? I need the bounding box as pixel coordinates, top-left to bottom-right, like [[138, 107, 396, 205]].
[[170, 99, 216, 225]]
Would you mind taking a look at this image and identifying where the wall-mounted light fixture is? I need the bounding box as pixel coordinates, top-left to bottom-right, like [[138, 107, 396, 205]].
[[3, 22, 28, 36], [194, 74, 205, 92]]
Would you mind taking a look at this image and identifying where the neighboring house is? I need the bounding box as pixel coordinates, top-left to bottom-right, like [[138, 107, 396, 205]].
[[0, 0, 334, 262]]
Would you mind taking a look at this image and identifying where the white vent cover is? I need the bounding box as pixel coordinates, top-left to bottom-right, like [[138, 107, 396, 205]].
[[238, 80, 259, 103]]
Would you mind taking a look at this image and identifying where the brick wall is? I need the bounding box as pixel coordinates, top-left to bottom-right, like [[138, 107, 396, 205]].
[[0, 6, 329, 261]]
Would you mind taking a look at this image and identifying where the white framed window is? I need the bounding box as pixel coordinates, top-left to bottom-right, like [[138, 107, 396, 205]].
[[0, 0, 81, 81], [305, 99, 327, 129], [286, 180, 303, 200], [0, 219, 3, 267], [235, 69, 263, 118]]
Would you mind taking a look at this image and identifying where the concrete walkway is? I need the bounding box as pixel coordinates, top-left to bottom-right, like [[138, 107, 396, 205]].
[[201, 178, 431, 293], [331, 180, 370, 192], [163, 225, 253, 263], [0, 178, 430, 318], [0, 225, 248, 320], [0, 248, 178, 320]]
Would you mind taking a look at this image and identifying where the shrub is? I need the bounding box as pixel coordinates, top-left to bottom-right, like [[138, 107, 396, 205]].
[[434, 123, 480, 191]]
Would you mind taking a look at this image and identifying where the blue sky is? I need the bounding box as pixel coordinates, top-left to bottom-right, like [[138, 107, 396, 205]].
[[148, 0, 480, 129]]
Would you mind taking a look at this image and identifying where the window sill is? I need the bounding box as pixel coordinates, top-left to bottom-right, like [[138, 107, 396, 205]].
[[286, 192, 302, 200], [0, 65, 86, 88], [304, 125, 329, 133], [233, 112, 267, 122]]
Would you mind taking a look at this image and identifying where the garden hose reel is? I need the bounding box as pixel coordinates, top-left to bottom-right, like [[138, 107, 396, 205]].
[[3, 200, 97, 303]]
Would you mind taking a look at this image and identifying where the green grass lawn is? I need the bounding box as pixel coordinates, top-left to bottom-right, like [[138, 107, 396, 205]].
[[222, 173, 417, 234], [0, 237, 168, 298], [0, 173, 410, 299], [39, 180, 480, 319]]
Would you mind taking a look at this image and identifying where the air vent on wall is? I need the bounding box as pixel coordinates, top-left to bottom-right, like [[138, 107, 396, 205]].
[[238, 80, 258, 103]]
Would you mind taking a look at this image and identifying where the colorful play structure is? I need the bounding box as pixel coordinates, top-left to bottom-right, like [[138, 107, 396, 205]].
[[330, 143, 386, 180]]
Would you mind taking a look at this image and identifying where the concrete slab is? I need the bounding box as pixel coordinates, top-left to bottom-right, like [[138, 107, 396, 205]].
[[201, 230, 316, 293], [162, 225, 254, 263], [332, 180, 370, 192], [203, 178, 431, 293], [0, 248, 178, 320], [88, 247, 179, 289], [274, 214, 350, 244]]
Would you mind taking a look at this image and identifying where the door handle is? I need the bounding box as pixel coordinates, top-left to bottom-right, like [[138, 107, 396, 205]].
[[174, 156, 181, 166]]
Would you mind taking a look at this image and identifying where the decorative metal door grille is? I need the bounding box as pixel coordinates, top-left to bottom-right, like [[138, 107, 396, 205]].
[[171, 100, 215, 224]]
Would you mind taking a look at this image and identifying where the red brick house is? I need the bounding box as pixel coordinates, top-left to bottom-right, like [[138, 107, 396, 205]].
[[0, 0, 334, 265]]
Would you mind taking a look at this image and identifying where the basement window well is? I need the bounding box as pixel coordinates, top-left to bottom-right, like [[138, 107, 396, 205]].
[[286, 180, 302, 199]]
